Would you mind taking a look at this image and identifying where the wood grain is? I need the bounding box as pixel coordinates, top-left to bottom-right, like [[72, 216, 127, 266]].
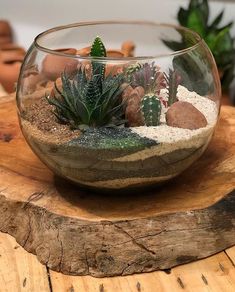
[[0, 95, 234, 277], [1, 231, 235, 292], [49, 251, 235, 292], [0, 232, 50, 292], [226, 246, 235, 265]]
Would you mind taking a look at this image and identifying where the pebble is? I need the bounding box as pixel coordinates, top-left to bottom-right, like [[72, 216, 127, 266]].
[[166, 101, 207, 130], [125, 86, 145, 127]]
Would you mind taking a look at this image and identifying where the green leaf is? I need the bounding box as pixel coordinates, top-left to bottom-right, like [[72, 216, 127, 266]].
[[75, 99, 90, 125], [189, 0, 199, 10], [217, 50, 235, 68], [187, 9, 206, 37], [211, 28, 232, 52], [209, 10, 224, 30], [178, 8, 188, 26], [46, 37, 126, 129], [200, 0, 209, 24], [216, 22, 233, 33], [90, 36, 106, 85], [90, 36, 106, 58]]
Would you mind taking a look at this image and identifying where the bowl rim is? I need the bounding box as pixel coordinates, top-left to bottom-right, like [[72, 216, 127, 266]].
[[34, 20, 203, 60]]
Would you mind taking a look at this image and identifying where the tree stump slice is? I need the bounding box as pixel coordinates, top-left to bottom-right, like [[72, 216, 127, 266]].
[[0, 95, 235, 277]]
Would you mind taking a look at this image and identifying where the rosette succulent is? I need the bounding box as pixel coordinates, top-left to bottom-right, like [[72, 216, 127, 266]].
[[47, 37, 126, 130]]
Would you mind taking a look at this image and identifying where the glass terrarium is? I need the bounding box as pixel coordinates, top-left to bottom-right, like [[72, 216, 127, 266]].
[[16, 21, 221, 191]]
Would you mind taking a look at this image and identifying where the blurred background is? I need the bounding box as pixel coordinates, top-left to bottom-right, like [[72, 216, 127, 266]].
[[1, 0, 234, 48], [0, 0, 234, 101]]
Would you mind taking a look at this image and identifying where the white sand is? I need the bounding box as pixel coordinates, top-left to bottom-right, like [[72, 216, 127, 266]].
[[112, 86, 218, 162]]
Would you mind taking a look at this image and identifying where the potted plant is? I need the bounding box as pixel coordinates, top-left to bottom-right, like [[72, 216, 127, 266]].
[[16, 21, 221, 191]]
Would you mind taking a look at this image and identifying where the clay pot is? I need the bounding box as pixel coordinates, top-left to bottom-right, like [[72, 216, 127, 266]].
[[0, 40, 26, 93], [0, 61, 21, 92], [42, 48, 78, 80], [107, 50, 124, 58], [0, 21, 12, 36], [77, 46, 91, 56], [0, 36, 12, 45], [0, 43, 25, 54], [121, 41, 135, 57], [0, 50, 24, 63], [105, 50, 125, 76], [0, 21, 12, 45]]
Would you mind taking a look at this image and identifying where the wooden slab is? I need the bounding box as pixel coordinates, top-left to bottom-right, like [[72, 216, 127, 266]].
[[1, 232, 235, 292], [0, 95, 235, 277], [0, 232, 50, 292], [49, 250, 235, 292]]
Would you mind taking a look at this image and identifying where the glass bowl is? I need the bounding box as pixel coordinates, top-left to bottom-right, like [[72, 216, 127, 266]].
[[16, 21, 221, 191]]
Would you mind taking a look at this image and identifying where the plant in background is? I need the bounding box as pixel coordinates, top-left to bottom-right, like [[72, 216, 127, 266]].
[[164, 0, 235, 90], [47, 37, 126, 130]]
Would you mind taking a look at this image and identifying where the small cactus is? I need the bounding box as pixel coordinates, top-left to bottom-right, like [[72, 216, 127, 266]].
[[141, 94, 162, 126]]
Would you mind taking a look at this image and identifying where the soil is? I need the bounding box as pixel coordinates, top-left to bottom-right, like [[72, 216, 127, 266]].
[[22, 97, 80, 143]]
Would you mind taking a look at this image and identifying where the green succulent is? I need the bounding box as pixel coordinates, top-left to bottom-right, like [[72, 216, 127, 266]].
[[141, 94, 162, 126], [47, 37, 126, 130], [163, 0, 235, 90]]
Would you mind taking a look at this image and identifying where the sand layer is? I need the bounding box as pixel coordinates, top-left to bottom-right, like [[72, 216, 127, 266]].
[[20, 86, 219, 190]]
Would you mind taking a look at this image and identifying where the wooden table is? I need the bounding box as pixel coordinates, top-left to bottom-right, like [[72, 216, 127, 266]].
[[1, 91, 235, 291], [1, 232, 235, 292]]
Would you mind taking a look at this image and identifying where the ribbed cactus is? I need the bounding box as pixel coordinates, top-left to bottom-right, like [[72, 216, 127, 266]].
[[141, 94, 162, 126]]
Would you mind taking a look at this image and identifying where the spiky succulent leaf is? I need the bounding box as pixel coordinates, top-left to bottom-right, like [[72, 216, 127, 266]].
[[164, 69, 179, 106], [82, 79, 100, 109], [46, 37, 128, 129], [141, 94, 162, 126], [90, 36, 106, 58], [90, 36, 106, 84], [48, 67, 126, 129]]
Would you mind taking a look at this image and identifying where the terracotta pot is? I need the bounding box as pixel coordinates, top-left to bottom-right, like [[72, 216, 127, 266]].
[[0, 36, 12, 45], [77, 46, 91, 56], [121, 41, 135, 57], [0, 61, 21, 92], [42, 48, 78, 80], [107, 50, 124, 58], [0, 20, 12, 37], [0, 43, 25, 54], [0, 50, 24, 63]]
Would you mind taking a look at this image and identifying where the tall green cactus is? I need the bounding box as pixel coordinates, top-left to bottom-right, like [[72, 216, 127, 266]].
[[141, 94, 162, 126]]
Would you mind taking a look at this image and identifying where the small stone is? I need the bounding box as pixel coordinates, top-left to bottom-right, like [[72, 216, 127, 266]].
[[166, 101, 207, 130], [125, 86, 145, 127], [121, 83, 133, 102]]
